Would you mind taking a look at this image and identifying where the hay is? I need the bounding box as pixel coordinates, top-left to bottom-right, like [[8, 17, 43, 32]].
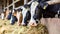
[[0, 19, 48, 34]]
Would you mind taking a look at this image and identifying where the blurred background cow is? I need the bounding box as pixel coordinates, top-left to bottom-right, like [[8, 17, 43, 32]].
[[1, 9, 12, 20]]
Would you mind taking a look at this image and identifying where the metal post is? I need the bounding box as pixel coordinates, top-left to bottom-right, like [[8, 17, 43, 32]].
[[24, 0, 28, 5], [7, 0, 9, 10], [12, 0, 15, 12], [3, 0, 5, 11]]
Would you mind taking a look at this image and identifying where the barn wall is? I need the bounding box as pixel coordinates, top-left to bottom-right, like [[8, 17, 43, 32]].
[[41, 18, 60, 34]]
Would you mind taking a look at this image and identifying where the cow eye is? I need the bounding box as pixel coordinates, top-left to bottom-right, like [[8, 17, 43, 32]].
[[33, 14, 38, 20], [33, 15, 36, 20]]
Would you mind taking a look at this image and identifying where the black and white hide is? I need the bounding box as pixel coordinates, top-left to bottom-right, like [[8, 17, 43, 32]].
[[21, 4, 31, 26], [43, 4, 60, 18], [10, 9, 17, 25], [28, 1, 43, 26], [7, 10, 12, 20]]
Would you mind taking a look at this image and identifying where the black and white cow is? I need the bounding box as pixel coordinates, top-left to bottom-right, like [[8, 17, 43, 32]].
[[21, 4, 31, 26], [47, 4, 60, 17], [10, 9, 17, 25], [1, 10, 12, 20], [7, 10, 12, 20], [28, 0, 43, 26], [39, 0, 60, 18]]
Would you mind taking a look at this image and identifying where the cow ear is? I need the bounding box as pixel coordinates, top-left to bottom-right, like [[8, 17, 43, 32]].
[[39, 2, 49, 10]]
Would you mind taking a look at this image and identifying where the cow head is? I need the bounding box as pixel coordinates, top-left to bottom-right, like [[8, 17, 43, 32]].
[[29, 1, 42, 26], [5, 9, 10, 19], [1, 9, 11, 20], [7, 10, 12, 20], [21, 4, 31, 26], [10, 9, 17, 25], [17, 8, 23, 26]]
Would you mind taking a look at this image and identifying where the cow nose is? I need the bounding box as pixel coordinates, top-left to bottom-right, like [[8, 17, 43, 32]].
[[31, 22, 37, 26], [17, 22, 21, 26], [29, 20, 38, 26], [32, 23, 34, 25]]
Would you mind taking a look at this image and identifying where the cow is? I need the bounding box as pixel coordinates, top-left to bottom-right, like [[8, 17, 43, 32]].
[[21, 4, 31, 26], [41, 0, 60, 34], [16, 8, 23, 26], [42, 4, 60, 18], [7, 10, 12, 20], [37, 0, 60, 18], [1, 9, 12, 20], [10, 9, 17, 25], [10, 8, 23, 25], [28, 0, 43, 26]]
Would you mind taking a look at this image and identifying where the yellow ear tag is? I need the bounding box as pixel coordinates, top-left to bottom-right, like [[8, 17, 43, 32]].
[[43, 6, 47, 10]]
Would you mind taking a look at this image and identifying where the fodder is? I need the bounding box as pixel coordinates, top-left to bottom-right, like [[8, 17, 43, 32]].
[[0, 19, 48, 34]]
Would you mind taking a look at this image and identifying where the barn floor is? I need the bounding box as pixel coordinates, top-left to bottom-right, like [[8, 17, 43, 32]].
[[0, 19, 48, 34]]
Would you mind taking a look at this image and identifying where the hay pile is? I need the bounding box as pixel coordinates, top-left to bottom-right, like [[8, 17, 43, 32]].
[[0, 19, 48, 34]]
